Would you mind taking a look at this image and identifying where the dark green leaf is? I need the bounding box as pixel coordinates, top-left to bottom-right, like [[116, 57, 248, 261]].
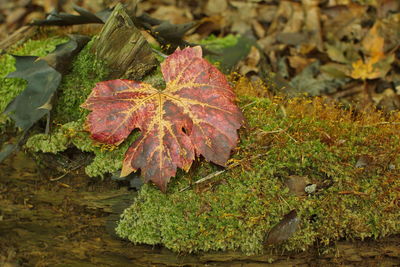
[[289, 61, 349, 96], [41, 34, 91, 74], [3, 35, 90, 131], [31, 4, 109, 26], [264, 210, 300, 245], [204, 35, 255, 73], [4, 56, 61, 130]]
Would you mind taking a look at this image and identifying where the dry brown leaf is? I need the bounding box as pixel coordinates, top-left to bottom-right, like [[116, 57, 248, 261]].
[[350, 54, 394, 80], [251, 19, 265, 39], [268, 1, 303, 35], [283, 175, 310, 196], [374, 89, 400, 113], [204, 0, 228, 16], [150, 5, 193, 25], [322, 4, 367, 41], [302, 0, 323, 50], [362, 22, 385, 58], [288, 55, 316, 74], [195, 15, 227, 38], [239, 46, 261, 76]]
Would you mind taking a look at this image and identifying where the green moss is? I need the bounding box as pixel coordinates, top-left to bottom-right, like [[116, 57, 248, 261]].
[[116, 95, 400, 255], [53, 39, 109, 123], [199, 34, 239, 51], [142, 65, 164, 89], [25, 131, 69, 153], [11, 36, 69, 57], [26, 119, 140, 177]]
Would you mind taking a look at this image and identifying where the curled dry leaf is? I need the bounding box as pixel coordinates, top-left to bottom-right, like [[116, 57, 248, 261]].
[[82, 46, 244, 191]]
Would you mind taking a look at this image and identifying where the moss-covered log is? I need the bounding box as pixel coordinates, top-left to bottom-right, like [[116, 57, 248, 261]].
[[1, 151, 400, 266], [116, 86, 400, 255]]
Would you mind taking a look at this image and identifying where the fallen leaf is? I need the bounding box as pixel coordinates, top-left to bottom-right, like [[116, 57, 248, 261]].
[[239, 45, 261, 76], [251, 19, 265, 39], [350, 54, 394, 80], [322, 4, 367, 41], [3, 35, 89, 130], [302, 0, 323, 50], [150, 5, 193, 25], [268, 1, 303, 35], [283, 175, 310, 196], [4, 55, 61, 130], [136, 13, 199, 53], [31, 4, 108, 26], [305, 184, 317, 194], [288, 55, 316, 74], [264, 210, 300, 245], [203, 35, 255, 74], [362, 21, 385, 58], [276, 32, 307, 46], [375, 89, 400, 113], [325, 41, 359, 64], [41, 34, 91, 74], [205, 0, 228, 16], [355, 155, 373, 168], [82, 46, 244, 191], [320, 63, 349, 79], [229, 1, 258, 34], [289, 61, 347, 96]]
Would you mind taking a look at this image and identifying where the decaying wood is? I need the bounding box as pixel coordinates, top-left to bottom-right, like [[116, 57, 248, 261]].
[[1, 152, 400, 266], [0, 25, 38, 51], [91, 3, 157, 80]]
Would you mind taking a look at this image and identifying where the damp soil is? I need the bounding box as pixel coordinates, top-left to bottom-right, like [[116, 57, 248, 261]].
[[0, 152, 399, 267]]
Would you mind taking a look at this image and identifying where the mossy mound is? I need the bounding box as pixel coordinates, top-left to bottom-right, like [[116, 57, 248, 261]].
[[52, 39, 109, 124], [116, 91, 400, 255]]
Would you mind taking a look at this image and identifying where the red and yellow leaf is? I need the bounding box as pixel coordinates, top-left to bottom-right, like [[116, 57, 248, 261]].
[[81, 46, 244, 191]]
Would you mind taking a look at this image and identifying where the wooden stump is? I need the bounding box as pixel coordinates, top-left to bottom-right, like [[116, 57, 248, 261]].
[[91, 3, 157, 80]]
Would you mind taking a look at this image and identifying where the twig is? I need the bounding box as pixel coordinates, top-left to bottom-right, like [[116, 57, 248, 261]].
[[49, 161, 86, 181], [284, 131, 298, 143], [179, 153, 267, 192], [152, 48, 167, 58], [361, 122, 400, 127], [192, 170, 226, 186], [260, 126, 298, 143]]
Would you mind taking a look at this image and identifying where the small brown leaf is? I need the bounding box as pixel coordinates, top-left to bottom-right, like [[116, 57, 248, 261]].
[[264, 210, 300, 245], [283, 175, 309, 196]]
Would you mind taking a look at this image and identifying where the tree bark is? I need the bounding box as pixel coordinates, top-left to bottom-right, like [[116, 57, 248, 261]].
[[91, 3, 157, 80], [0, 25, 38, 51]]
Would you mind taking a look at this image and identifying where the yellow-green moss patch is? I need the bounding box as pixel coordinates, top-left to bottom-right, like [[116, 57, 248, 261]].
[[116, 95, 400, 255], [53, 39, 109, 123]]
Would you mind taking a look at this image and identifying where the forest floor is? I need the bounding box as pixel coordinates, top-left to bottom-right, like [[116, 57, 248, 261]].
[[1, 0, 400, 266]]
